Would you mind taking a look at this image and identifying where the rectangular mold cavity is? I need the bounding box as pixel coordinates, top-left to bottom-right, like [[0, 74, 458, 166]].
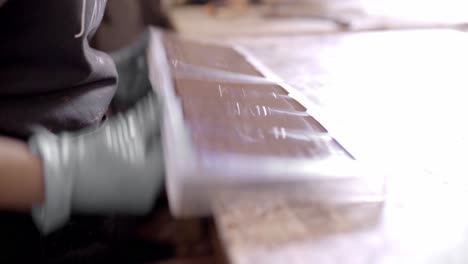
[[174, 79, 289, 99], [163, 34, 262, 76]]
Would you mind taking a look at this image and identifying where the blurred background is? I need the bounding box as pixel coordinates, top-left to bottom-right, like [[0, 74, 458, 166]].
[[94, 0, 468, 51], [93, 0, 468, 118]]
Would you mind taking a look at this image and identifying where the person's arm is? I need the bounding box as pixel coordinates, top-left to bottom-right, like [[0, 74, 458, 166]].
[[0, 92, 162, 235], [0, 136, 43, 210], [29, 93, 164, 234]]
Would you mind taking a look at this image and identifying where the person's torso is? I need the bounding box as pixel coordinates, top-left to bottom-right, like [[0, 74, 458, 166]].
[[0, 0, 117, 138]]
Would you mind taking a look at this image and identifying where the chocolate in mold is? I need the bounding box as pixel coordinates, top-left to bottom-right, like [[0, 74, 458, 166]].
[[163, 34, 262, 76], [181, 99, 323, 132], [163, 33, 348, 160], [180, 95, 306, 116], [185, 114, 318, 132], [174, 79, 289, 99], [189, 124, 346, 158]]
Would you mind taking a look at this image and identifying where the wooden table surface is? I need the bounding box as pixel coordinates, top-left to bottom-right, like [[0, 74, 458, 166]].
[[214, 29, 468, 264]]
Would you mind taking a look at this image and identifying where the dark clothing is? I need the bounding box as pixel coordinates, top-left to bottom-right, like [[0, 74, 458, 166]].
[[0, 1, 176, 263], [0, 0, 117, 138], [93, 0, 174, 53], [0, 1, 118, 263]]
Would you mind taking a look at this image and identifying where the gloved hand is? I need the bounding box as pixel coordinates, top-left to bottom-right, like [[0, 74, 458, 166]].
[[29, 93, 164, 234], [110, 30, 152, 112]]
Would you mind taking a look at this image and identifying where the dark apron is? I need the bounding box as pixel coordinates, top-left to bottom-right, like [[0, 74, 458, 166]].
[[0, 1, 118, 262], [0, 0, 117, 139]]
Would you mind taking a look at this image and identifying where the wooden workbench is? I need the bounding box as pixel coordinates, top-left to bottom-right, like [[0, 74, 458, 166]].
[[212, 28, 468, 264]]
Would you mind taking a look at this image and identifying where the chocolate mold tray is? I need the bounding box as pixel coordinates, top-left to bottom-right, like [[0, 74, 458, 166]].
[[148, 29, 384, 217]]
